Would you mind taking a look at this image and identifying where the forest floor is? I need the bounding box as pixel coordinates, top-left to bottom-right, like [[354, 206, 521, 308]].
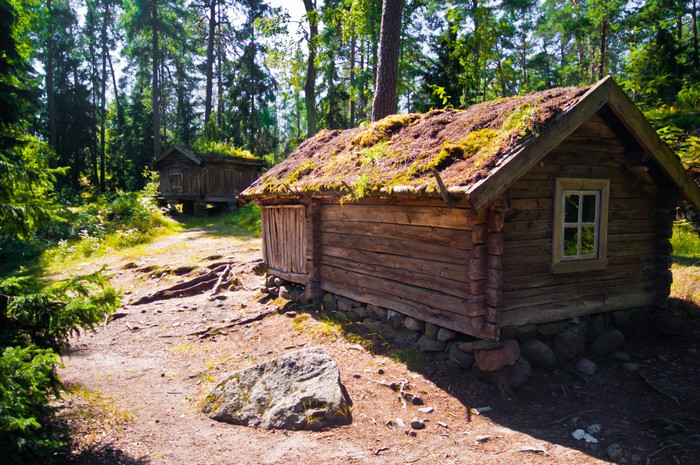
[[41, 222, 700, 465]]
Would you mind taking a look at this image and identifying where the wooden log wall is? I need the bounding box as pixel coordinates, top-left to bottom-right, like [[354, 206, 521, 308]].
[[202, 165, 260, 196], [159, 153, 200, 195], [313, 198, 496, 339], [261, 205, 307, 279], [500, 111, 661, 326]]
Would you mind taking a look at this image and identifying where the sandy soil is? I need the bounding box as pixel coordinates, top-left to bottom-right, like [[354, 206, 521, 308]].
[[42, 227, 700, 465]]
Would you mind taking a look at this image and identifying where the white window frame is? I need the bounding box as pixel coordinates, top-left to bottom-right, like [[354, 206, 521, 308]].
[[552, 178, 609, 274]]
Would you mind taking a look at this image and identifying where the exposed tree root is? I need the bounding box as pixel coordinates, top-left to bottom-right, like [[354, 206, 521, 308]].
[[130, 264, 236, 305]]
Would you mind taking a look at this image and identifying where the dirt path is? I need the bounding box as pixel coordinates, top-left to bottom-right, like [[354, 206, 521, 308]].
[[47, 228, 700, 465]]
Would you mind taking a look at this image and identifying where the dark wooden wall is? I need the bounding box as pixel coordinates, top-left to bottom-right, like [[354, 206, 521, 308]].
[[316, 199, 500, 338], [159, 153, 200, 195], [500, 111, 667, 326], [158, 153, 260, 200]]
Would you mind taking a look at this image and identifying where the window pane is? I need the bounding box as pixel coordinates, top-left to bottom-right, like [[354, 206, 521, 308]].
[[565, 194, 579, 223], [581, 226, 596, 255], [563, 227, 578, 256], [581, 195, 597, 223]]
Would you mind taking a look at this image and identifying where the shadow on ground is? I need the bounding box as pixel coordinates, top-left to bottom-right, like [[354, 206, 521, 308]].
[[298, 297, 700, 464], [38, 443, 150, 465]]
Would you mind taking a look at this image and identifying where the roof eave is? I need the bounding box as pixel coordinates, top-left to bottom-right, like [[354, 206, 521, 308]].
[[467, 76, 613, 213], [606, 81, 700, 210]]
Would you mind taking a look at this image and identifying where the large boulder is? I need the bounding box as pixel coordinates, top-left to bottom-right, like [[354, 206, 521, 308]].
[[202, 347, 352, 430]]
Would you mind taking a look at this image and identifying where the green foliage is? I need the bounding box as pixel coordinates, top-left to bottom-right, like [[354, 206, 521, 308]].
[[0, 345, 62, 462], [2, 269, 120, 351], [224, 203, 262, 238], [671, 222, 700, 263], [0, 267, 119, 461]]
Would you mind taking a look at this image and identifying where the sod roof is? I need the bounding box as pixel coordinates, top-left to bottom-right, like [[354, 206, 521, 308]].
[[241, 77, 700, 212]]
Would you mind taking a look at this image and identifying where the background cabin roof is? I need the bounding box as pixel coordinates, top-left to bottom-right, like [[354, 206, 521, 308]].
[[241, 77, 700, 212], [152, 145, 264, 168]]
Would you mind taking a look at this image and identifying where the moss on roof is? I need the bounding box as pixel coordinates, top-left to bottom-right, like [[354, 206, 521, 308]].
[[190, 140, 261, 162], [243, 85, 589, 199]]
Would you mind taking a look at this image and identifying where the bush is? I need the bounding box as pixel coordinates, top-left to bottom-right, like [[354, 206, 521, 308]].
[[0, 269, 119, 461], [0, 345, 62, 463]]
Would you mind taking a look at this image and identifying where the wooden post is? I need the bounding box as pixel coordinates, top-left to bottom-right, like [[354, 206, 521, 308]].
[[484, 194, 509, 334], [305, 199, 323, 299]]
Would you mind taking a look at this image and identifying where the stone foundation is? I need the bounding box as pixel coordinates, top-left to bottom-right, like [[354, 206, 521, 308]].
[[264, 274, 641, 387]]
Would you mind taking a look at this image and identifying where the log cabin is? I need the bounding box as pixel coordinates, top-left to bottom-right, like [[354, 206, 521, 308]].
[[153, 145, 263, 214], [240, 77, 700, 341]]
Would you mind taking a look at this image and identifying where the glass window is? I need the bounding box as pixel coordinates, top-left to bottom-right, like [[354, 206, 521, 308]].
[[553, 179, 609, 274]]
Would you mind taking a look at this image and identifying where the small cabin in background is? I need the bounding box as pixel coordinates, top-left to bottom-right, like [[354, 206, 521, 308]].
[[153, 145, 263, 215], [241, 77, 700, 341]]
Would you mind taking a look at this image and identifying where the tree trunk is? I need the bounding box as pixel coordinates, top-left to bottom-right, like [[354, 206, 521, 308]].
[[100, 3, 109, 191], [598, 17, 607, 81], [152, 0, 161, 160], [371, 0, 403, 121], [108, 50, 122, 124], [349, 35, 356, 128], [204, 0, 216, 124], [47, 0, 56, 162], [693, 0, 699, 68], [217, 3, 224, 129], [303, 0, 318, 138]]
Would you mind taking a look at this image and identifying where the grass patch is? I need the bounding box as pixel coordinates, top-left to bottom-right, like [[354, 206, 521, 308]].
[[671, 221, 700, 264], [179, 203, 261, 239], [670, 222, 700, 310], [61, 383, 136, 435], [390, 348, 430, 372], [293, 313, 342, 342]]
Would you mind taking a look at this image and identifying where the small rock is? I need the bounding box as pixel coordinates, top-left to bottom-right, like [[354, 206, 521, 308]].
[[411, 396, 424, 406], [417, 335, 445, 352], [448, 343, 475, 370], [621, 362, 639, 373], [404, 316, 425, 332], [395, 418, 406, 428], [612, 351, 631, 362], [278, 286, 293, 300], [502, 356, 532, 387], [554, 324, 587, 362], [273, 277, 283, 286], [436, 328, 457, 342], [386, 310, 404, 330], [590, 329, 625, 356], [460, 340, 503, 353], [336, 298, 353, 313], [424, 323, 439, 340], [586, 424, 602, 434], [475, 435, 491, 443], [410, 418, 425, 430], [631, 454, 642, 465], [353, 305, 369, 318], [353, 374, 361, 379], [437, 421, 448, 428], [297, 293, 310, 305], [406, 430, 417, 437], [475, 339, 520, 372], [378, 368, 385, 375], [366, 304, 387, 320], [520, 339, 556, 368], [607, 443, 624, 461], [687, 347, 697, 356], [577, 359, 597, 376], [322, 293, 336, 311], [417, 407, 433, 414]]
